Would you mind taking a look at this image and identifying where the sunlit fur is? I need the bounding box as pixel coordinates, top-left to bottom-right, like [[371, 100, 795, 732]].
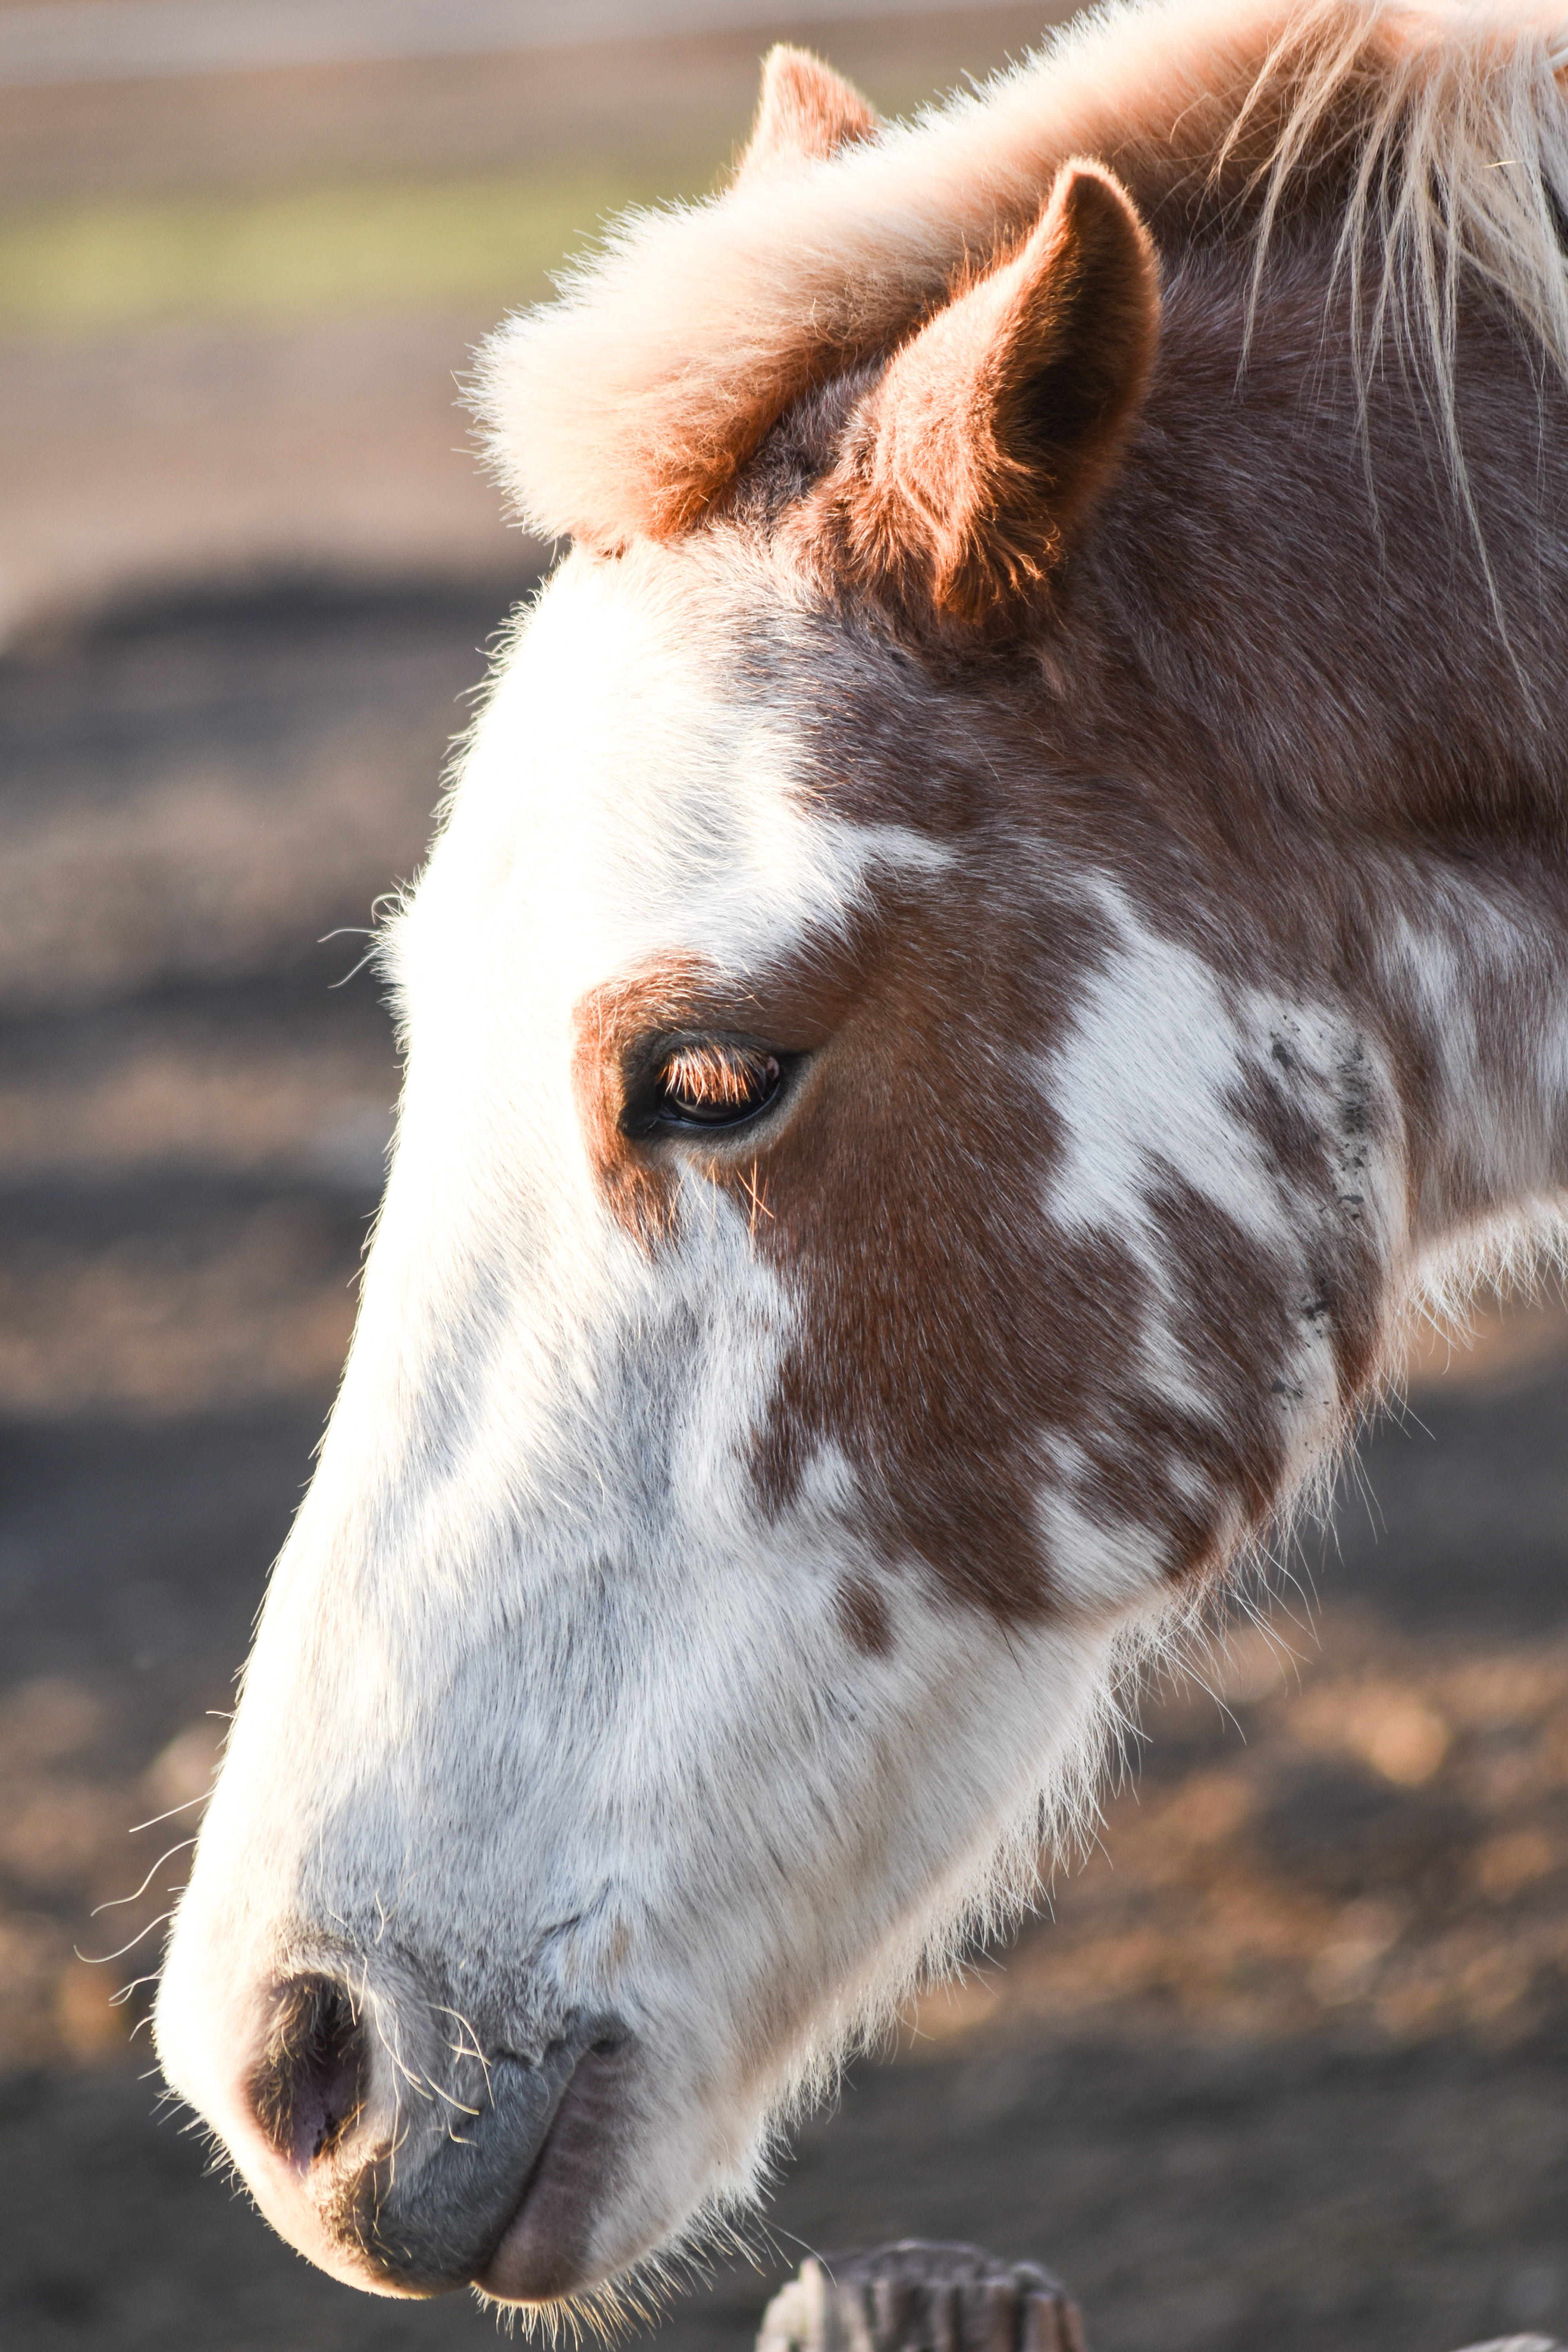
[[159, 0, 1568, 2325], [477, 0, 1568, 548]]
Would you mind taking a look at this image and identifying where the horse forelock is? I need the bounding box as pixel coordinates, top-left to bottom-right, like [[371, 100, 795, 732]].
[[474, 0, 1568, 555]]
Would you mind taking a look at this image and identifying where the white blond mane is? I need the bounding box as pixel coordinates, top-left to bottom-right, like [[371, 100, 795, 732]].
[[475, 0, 1568, 552]]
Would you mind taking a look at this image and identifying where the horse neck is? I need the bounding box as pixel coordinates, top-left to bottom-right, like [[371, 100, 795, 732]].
[[1064, 258, 1568, 1269]]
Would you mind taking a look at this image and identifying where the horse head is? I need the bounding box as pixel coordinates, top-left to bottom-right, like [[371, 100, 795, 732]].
[[155, 6, 1568, 2314]]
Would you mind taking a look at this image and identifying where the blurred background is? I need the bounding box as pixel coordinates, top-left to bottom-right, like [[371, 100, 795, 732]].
[[2, 3, 1567, 2347]]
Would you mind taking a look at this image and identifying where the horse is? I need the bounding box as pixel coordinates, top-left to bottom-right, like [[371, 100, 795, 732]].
[[155, 0, 1568, 2317]]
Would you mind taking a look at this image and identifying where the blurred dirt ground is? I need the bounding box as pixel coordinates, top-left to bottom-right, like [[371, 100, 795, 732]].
[[2, 8, 1568, 2351]]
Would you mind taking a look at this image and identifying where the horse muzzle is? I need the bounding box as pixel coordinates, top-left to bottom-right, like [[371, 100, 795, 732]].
[[167, 1953, 635, 2303]]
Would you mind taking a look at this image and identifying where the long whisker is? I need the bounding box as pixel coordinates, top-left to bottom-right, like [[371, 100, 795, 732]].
[[128, 1793, 211, 1835], [76, 1911, 178, 1967], [91, 1840, 197, 1915]]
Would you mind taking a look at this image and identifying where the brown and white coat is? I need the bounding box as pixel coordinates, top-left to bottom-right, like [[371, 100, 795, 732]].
[[158, 0, 1568, 2319]]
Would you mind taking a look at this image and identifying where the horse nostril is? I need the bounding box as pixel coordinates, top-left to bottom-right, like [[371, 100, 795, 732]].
[[248, 1975, 368, 2172]]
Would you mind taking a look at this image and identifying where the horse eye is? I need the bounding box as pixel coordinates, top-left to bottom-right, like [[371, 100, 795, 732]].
[[648, 1043, 783, 1130]]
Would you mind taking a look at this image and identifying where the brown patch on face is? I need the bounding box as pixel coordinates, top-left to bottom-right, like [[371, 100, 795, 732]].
[[571, 956, 721, 1249], [727, 873, 1357, 1618], [835, 1573, 893, 1655], [1027, 1232, 1225, 1593], [1147, 1178, 1299, 1527], [1228, 1053, 1387, 1408], [572, 880, 1108, 1626], [572, 856, 1363, 1636], [726, 878, 1109, 1627]]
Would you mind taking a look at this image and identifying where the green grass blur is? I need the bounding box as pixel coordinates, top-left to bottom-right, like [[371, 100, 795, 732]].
[[0, 171, 666, 332]]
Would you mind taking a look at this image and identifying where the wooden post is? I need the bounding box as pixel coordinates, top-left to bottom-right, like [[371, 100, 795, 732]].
[[756, 2241, 1088, 2352], [755, 2244, 1564, 2352]]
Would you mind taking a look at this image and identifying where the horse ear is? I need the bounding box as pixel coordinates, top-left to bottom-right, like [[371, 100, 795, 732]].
[[813, 162, 1159, 630], [732, 46, 880, 187]]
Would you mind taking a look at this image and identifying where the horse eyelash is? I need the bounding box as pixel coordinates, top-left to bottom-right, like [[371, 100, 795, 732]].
[[659, 1042, 773, 1107]]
